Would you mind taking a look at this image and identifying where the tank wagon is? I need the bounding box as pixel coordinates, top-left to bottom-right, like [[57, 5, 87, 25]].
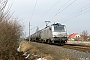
[[30, 23, 67, 45]]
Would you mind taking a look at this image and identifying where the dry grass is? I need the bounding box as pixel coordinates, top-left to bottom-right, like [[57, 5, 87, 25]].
[[20, 41, 54, 60], [20, 41, 33, 52], [44, 54, 54, 60]]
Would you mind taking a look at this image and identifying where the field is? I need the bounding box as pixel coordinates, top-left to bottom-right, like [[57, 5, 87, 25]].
[[66, 41, 90, 46]]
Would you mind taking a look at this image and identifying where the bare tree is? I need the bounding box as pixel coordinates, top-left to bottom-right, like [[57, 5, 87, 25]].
[[0, 0, 8, 22], [81, 30, 88, 41]]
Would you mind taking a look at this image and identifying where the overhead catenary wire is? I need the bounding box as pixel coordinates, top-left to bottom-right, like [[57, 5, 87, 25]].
[[48, 0, 77, 20], [61, 9, 90, 23], [35, 0, 61, 29], [48, 0, 70, 20], [30, 0, 38, 21], [60, 3, 90, 23], [36, 0, 61, 20], [29, 0, 90, 25]]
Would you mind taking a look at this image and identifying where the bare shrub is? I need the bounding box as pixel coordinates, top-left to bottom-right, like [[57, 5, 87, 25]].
[[0, 0, 23, 60], [0, 18, 23, 60]]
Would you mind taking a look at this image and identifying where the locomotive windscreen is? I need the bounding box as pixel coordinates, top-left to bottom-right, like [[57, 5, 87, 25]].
[[54, 25, 65, 31]]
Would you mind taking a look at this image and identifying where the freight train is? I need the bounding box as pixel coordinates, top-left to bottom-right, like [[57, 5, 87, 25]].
[[27, 23, 68, 45]]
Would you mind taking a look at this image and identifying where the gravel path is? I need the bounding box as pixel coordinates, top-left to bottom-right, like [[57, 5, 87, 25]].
[[30, 42, 90, 60]]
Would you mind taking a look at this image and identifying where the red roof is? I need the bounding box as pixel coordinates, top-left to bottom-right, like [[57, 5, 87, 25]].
[[68, 33, 77, 39]]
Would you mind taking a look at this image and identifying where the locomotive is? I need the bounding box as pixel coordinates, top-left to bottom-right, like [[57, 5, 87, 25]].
[[28, 23, 67, 45]]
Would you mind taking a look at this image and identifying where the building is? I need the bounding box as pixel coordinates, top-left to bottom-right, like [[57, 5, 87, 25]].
[[68, 33, 81, 41]]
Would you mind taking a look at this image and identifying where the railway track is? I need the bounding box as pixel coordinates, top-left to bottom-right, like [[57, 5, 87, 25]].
[[30, 41, 90, 60], [62, 44, 90, 53], [28, 41, 90, 53]]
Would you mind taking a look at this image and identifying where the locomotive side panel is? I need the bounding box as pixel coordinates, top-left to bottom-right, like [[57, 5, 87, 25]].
[[41, 26, 52, 42]]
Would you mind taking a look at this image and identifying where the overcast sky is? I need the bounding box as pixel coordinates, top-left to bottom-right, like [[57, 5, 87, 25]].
[[7, 0, 90, 36]]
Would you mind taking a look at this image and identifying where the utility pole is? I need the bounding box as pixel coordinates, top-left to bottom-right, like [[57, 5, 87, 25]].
[[24, 31, 26, 40], [29, 22, 30, 43]]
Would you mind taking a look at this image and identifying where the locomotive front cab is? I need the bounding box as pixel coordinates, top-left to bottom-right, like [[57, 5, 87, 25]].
[[51, 23, 67, 44]]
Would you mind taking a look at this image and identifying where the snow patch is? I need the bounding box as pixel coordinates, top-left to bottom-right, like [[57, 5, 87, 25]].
[[23, 52, 27, 56], [17, 42, 22, 52], [25, 54, 30, 59], [17, 45, 21, 52], [37, 58, 47, 60]]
